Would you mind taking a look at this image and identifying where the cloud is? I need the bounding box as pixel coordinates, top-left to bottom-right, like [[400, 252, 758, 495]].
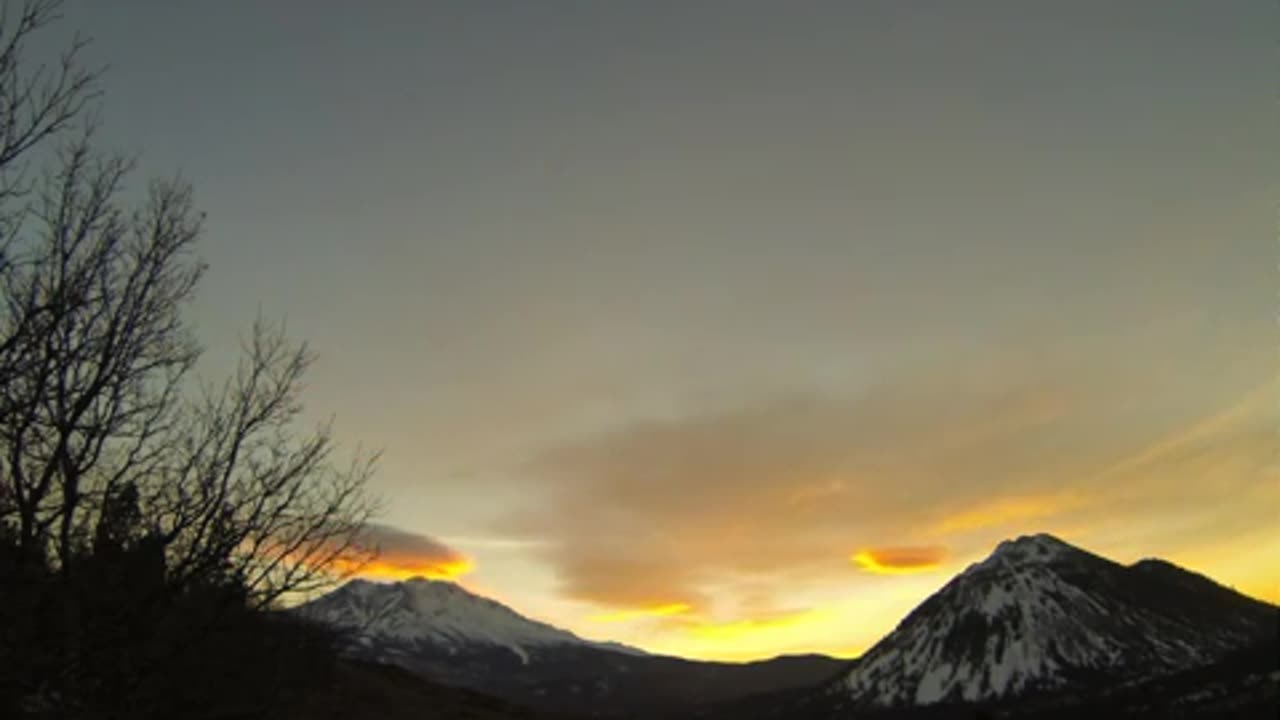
[[590, 602, 693, 623], [333, 523, 474, 581], [505, 353, 1275, 627], [934, 493, 1083, 534], [852, 546, 949, 575]]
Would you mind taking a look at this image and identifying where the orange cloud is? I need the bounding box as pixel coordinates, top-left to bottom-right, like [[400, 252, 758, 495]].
[[331, 555, 474, 582], [589, 602, 693, 623], [516, 360, 1277, 661], [334, 523, 474, 581], [852, 546, 948, 575]]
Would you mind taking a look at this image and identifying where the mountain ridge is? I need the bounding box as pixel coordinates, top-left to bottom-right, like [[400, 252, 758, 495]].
[[832, 533, 1277, 709], [297, 576, 646, 664], [295, 533, 1277, 718], [295, 576, 847, 716]]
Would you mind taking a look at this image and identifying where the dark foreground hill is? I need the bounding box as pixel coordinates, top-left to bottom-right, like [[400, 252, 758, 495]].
[[291, 659, 562, 720]]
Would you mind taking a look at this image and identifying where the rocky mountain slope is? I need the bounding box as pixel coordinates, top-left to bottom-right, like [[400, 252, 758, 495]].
[[297, 577, 634, 664], [833, 533, 1275, 709]]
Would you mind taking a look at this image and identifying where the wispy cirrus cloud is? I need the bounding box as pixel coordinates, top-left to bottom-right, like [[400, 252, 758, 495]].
[[933, 493, 1083, 534]]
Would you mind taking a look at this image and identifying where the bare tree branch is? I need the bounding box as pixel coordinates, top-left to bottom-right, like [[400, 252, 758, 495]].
[[0, 0, 374, 606]]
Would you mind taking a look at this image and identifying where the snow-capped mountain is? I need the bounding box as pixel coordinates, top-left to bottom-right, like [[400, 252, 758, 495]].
[[295, 577, 845, 718], [834, 533, 1277, 709], [296, 577, 637, 664]]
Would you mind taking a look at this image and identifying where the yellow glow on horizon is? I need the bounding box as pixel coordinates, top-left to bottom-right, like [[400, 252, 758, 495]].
[[685, 608, 830, 642], [1159, 524, 1280, 606], [589, 602, 694, 623], [629, 598, 902, 662]]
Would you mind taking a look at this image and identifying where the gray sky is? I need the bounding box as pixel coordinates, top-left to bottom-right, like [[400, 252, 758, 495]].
[[55, 1, 1278, 659]]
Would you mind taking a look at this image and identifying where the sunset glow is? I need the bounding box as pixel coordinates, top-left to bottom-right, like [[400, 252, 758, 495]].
[[590, 603, 693, 623], [61, 0, 1278, 664], [334, 555, 475, 582], [852, 547, 949, 575], [685, 609, 830, 642], [935, 495, 1080, 535]]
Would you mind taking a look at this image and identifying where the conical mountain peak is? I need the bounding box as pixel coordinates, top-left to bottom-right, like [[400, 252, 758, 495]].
[[836, 534, 1275, 707], [990, 532, 1079, 561]]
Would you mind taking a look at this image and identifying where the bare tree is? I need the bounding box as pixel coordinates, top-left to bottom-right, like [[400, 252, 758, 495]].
[[0, 0, 97, 389], [0, 0, 374, 607], [155, 319, 378, 608], [0, 3, 378, 716], [0, 1, 97, 214]]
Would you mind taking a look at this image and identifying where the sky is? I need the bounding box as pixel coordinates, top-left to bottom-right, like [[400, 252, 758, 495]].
[[49, 1, 1278, 661]]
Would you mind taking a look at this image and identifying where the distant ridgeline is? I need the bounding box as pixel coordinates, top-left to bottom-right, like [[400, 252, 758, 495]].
[[295, 534, 1279, 719]]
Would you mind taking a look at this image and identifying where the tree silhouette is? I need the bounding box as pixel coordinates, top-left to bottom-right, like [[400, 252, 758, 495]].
[[0, 2, 375, 717]]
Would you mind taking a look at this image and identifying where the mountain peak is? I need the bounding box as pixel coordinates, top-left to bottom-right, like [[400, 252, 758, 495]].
[[837, 535, 1275, 708], [298, 576, 642, 666], [401, 575, 456, 586], [341, 576, 497, 606], [963, 533, 1086, 577], [992, 532, 1074, 558]]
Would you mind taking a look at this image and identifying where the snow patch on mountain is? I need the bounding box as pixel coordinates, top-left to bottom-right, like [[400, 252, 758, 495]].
[[837, 533, 1274, 708], [297, 577, 642, 664]]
